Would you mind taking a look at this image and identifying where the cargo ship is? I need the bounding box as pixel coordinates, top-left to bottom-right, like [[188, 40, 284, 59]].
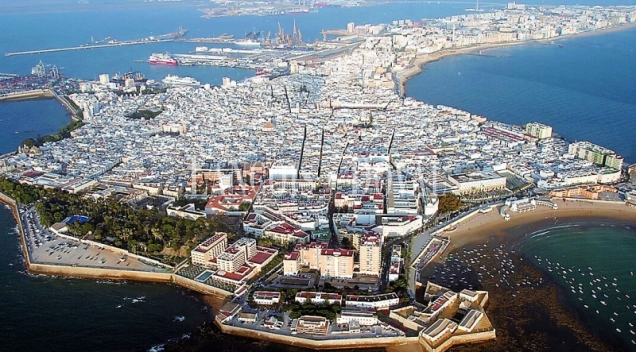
[[148, 53, 178, 66]]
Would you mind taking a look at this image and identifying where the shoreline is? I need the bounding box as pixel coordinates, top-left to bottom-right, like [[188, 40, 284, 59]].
[[422, 199, 636, 352], [397, 22, 636, 96], [441, 199, 636, 252]]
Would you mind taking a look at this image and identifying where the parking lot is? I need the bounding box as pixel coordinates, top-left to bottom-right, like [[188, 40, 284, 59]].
[[20, 207, 166, 272]]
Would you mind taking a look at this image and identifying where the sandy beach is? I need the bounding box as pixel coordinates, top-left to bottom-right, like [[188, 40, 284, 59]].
[[443, 199, 636, 252], [397, 21, 636, 96]]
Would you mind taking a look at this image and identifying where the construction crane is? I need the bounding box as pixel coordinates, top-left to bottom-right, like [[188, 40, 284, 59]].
[[265, 31, 271, 45]]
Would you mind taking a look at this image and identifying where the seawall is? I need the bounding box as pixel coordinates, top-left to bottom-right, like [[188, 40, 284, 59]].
[[215, 317, 418, 350], [0, 89, 80, 118], [28, 262, 172, 282]]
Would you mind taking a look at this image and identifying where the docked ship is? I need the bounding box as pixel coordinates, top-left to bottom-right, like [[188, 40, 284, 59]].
[[162, 75, 201, 87], [255, 68, 270, 76], [286, 7, 310, 14], [111, 71, 147, 84], [148, 53, 178, 66], [234, 39, 261, 47]]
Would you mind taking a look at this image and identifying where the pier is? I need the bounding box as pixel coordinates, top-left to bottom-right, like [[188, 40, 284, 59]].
[[5, 39, 174, 57]]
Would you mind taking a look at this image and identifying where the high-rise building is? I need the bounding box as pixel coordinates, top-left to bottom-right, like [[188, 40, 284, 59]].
[[525, 122, 553, 139], [283, 242, 354, 278], [358, 234, 382, 276], [568, 141, 624, 170], [98, 73, 110, 84], [319, 248, 354, 279]]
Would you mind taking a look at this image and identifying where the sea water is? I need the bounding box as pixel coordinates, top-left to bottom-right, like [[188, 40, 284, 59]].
[[0, 207, 210, 351], [0, 99, 71, 154], [517, 223, 636, 350]]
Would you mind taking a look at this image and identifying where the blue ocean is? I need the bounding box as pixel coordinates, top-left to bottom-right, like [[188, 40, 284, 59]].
[[1, 1, 636, 350]]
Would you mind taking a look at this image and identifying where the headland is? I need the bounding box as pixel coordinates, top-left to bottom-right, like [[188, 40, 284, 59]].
[[2, 3, 636, 352]]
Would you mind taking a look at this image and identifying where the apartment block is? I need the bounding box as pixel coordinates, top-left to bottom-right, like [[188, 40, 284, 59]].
[[358, 234, 382, 276], [190, 232, 228, 267], [525, 122, 553, 139]]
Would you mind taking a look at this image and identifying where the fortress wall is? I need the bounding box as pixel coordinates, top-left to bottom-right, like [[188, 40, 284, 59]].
[[419, 330, 497, 352], [216, 319, 417, 350]]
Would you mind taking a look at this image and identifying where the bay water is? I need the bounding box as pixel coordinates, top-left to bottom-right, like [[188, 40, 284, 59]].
[[517, 224, 636, 350]]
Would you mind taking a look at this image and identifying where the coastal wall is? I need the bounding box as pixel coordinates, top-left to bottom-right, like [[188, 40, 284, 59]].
[[173, 275, 233, 298], [0, 192, 30, 266], [215, 318, 418, 350], [49, 89, 81, 117], [0, 89, 80, 118], [419, 330, 497, 352], [27, 262, 173, 282]]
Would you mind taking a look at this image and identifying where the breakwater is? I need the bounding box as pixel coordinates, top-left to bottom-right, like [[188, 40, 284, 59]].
[[0, 89, 53, 102], [5, 39, 173, 57]]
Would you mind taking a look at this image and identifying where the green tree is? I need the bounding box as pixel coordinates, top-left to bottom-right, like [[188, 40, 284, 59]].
[[438, 194, 463, 213]]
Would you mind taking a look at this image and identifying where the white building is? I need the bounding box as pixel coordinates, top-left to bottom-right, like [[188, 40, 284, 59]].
[[345, 293, 399, 309], [336, 308, 378, 326], [253, 291, 281, 305]]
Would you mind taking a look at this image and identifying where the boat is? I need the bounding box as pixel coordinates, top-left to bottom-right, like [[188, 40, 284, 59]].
[[255, 68, 270, 76], [148, 53, 178, 66], [234, 39, 261, 47], [162, 75, 201, 87]]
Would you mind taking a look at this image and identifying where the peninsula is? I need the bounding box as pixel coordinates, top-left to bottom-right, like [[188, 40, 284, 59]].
[[2, 3, 636, 352]]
